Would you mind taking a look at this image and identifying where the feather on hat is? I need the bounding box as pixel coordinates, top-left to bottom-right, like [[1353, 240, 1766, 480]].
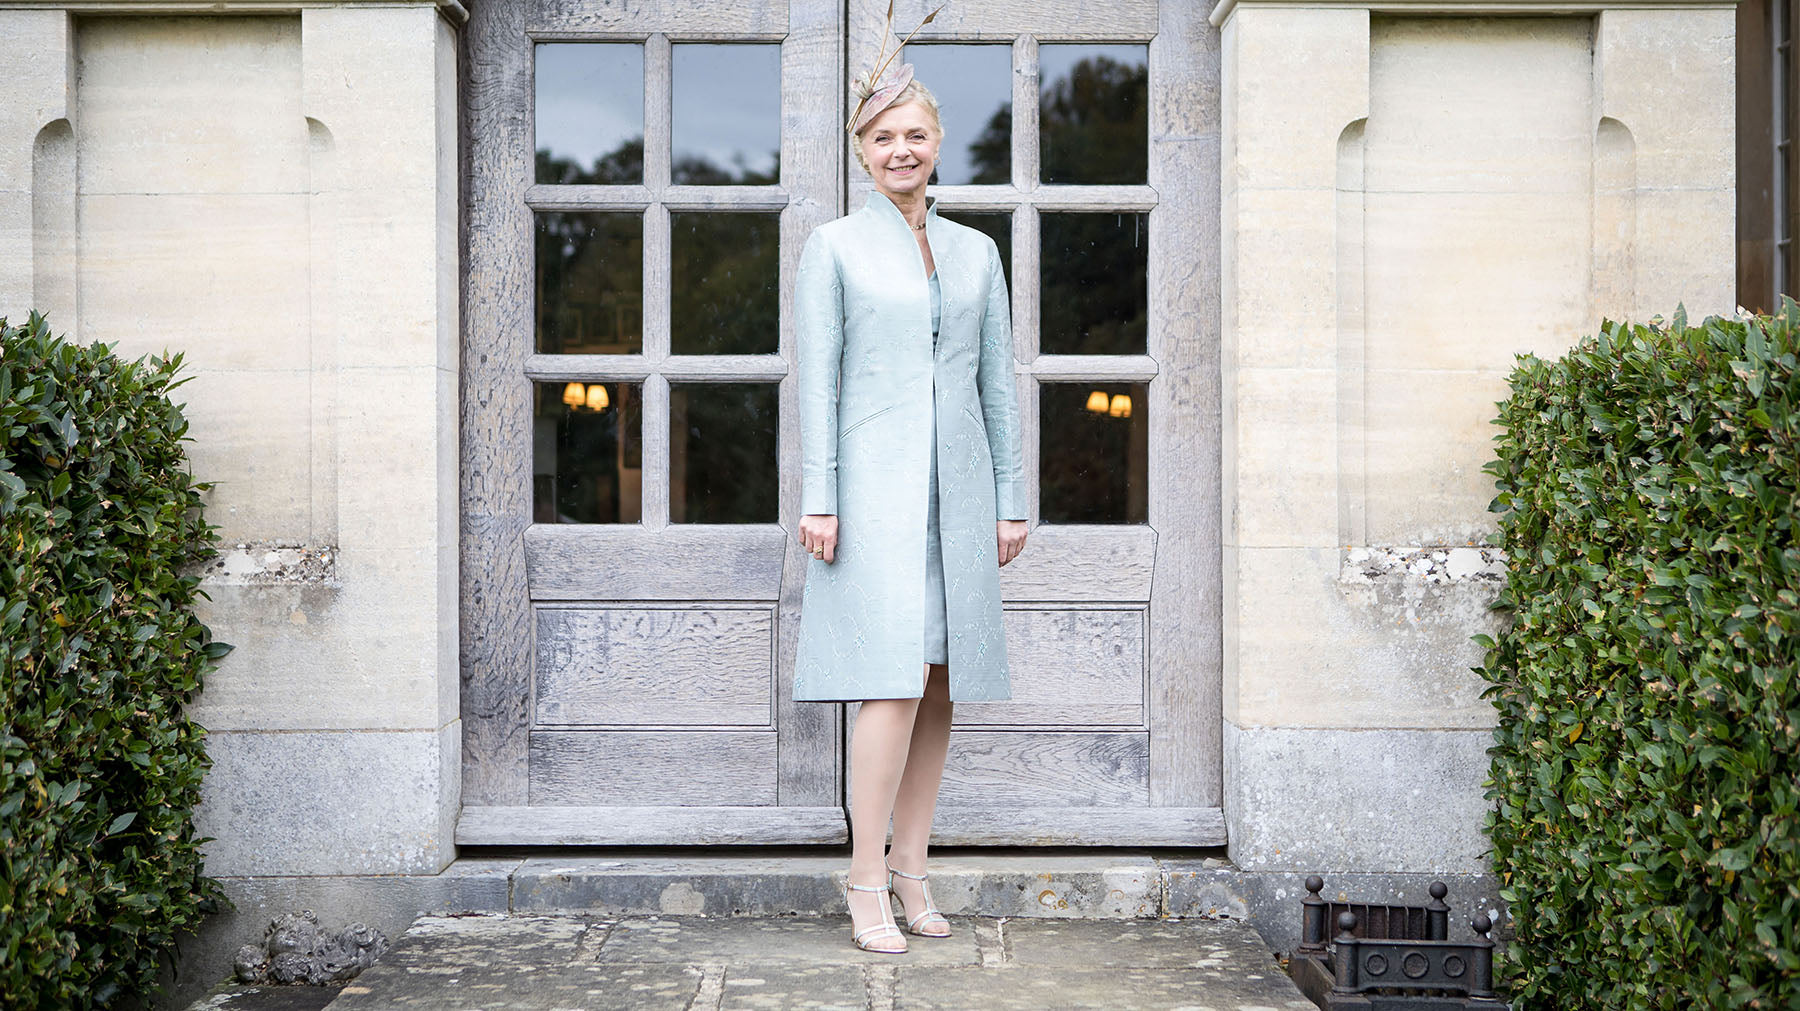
[[847, 2, 944, 135]]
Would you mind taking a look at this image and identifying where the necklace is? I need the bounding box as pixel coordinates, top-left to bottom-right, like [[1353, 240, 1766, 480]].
[[911, 219, 926, 231]]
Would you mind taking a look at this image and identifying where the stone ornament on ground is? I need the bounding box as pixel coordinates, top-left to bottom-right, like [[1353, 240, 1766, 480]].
[[232, 910, 388, 986]]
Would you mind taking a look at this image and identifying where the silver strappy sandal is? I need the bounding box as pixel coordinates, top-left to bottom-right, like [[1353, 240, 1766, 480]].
[[886, 863, 951, 937], [844, 879, 908, 953]]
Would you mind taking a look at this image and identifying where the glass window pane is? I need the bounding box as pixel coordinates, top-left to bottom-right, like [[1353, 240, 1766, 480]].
[[535, 43, 644, 185], [902, 44, 1011, 185], [671, 212, 780, 354], [1040, 212, 1147, 355], [939, 212, 1011, 293], [1040, 381, 1148, 524], [536, 212, 643, 355], [670, 383, 778, 523], [1039, 44, 1147, 185], [672, 44, 780, 184], [533, 381, 643, 524]]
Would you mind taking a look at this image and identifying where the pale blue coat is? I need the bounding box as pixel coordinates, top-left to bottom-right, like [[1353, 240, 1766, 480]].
[[792, 191, 1026, 702]]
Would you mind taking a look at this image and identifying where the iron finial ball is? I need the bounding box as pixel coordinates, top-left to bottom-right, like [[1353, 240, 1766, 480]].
[[1306, 875, 1324, 895], [1472, 913, 1492, 935], [1430, 882, 1448, 900], [1338, 911, 1358, 932]]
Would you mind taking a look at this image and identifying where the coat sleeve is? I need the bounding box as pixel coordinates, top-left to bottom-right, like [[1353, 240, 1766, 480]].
[[796, 228, 844, 515], [976, 237, 1027, 521]]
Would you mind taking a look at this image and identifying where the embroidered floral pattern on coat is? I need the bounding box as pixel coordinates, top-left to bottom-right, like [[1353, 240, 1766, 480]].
[[793, 191, 1025, 702]]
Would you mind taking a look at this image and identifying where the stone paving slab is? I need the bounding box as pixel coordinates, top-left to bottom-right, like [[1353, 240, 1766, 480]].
[[894, 966, 1318, 1011], [593, 915, 981, 966], [296, 912, 1314, 1011]]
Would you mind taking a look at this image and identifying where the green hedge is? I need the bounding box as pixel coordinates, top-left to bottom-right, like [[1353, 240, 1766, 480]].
[[1479, 306, 1800, 1008], [1, 312, 232, 1008]]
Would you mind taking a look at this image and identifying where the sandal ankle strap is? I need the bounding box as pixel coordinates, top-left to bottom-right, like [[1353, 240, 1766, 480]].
[[886, 865, 929, 881]]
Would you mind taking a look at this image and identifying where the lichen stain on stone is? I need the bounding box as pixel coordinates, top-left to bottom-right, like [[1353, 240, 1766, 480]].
[[659, 881, 707, 914], [1037, 889, 1068, 909]]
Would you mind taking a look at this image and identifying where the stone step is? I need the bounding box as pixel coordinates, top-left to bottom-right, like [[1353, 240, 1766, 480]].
[[288, 912, 1316, 1011]]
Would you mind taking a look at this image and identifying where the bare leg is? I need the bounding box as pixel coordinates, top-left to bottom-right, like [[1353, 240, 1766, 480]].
[[847, 696, 921, 950], [888, 663, 954, 934]]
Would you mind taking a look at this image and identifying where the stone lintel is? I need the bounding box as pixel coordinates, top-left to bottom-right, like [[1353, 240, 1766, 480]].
[[1212, 0, 1735, 28], [0, 0, 468, 26]]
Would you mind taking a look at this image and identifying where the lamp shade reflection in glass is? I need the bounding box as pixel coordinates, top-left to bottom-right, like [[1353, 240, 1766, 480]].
[[533, 381, 642, 524], [534, 43, 645, 185], [1040, 381, 1148, 524]]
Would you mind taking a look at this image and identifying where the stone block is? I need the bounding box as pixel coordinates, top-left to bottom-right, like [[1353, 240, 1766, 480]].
[[300, 6, 444, 197], [1230, 546, 1502, 729], [174, 368, 318, 546], [1230, 366, 1337, 548], [76, 193, 313, 373], [1223, 721, 1496, 873], [1226, 6, 1370, 191], [1366, 16, 1592, 195], [336, 366, 453, 551], [193, 723, 458, 876], [1361, 366, 1514, 545], [1631, 186, 1736, 323], [1229, 186, 1339, 368], [1362, 189, 1593, 373], [1596, 8, 1737, 193], [74, 16, 305, 197]]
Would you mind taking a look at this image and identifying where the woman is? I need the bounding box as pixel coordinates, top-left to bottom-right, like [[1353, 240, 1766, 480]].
[[791, 53, 1029, 955]]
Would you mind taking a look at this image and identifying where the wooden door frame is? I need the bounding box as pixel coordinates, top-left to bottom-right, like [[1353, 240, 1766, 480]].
[[456, 0, 1222, 846]]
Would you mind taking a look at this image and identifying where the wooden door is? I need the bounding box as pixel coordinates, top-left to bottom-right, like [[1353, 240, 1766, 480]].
[[459, 0, 847, 843], [459, 0, 1221, 846], [843, 1, 1223, 844]]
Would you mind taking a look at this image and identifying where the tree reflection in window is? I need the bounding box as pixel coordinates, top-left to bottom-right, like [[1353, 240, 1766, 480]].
[[671, 213, 780, 354], [1041, 212, 1147, 355], [672, 44, 781, 185], [534, 43, 645, 185], [536, 212, 644, 355], [1038, 46, 1148, 185], [670, 383, 778, 522]]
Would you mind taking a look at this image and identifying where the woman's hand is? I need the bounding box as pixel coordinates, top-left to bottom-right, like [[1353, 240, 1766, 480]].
[[997, 520, 1028, 567], [800, 514, 839, 564]]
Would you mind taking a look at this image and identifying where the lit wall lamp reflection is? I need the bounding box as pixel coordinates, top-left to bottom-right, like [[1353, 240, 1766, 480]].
[[585, 384, 611, 411], [1108, 394, 1132, 418], [562, 382, 586, 407], [1085, 390, 1111, 413]]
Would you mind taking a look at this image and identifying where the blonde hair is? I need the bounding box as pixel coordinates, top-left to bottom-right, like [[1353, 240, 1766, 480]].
[[850, 80, 945, 175]]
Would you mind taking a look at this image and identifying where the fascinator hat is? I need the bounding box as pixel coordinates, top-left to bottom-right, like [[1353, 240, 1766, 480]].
[[847, 2, 945, 135]]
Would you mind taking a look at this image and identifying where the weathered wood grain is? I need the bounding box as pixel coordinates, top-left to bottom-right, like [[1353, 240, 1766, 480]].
[[523, 524, 787, 599], [460, 0, 536, 806], [1146, 0, 1223, 807], [931, 806, 1225, 846], [530, 730, 778, 804], [998, 525, 1157, 601], [772, 0, 846, 809], [935, 731, 1151, 807], [535, 607, 774, 725], [524, 353, 789, 381], [876, 0, 1159, 41], [953, 607, 1146, 727], [458, 805, 848, 844], [531, 0, 790, 38]]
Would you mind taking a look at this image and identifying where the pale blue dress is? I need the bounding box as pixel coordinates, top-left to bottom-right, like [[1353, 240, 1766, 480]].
[[924, 272, 947, 664]]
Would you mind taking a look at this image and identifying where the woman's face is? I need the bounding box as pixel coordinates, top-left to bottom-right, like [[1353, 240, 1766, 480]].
[[859, 101, 940, 199]]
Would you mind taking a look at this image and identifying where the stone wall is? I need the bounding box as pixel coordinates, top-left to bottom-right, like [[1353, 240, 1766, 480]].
[[1216, 0, 1735, 873], [0, 2, 462, 876]]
